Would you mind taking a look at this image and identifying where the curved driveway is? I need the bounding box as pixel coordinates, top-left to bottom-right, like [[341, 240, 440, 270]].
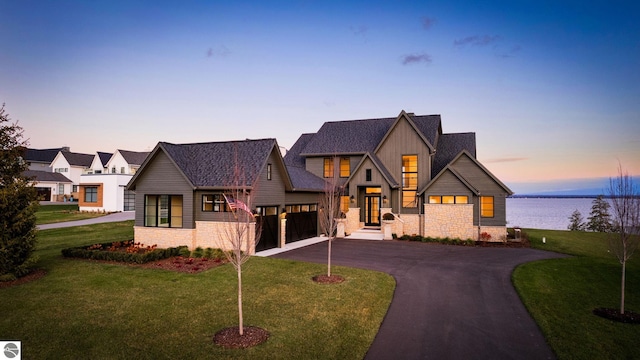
[[273, 239, 566, 360]]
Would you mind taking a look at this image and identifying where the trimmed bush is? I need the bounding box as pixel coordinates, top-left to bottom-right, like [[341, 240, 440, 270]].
[[62, 242, 187, 264]]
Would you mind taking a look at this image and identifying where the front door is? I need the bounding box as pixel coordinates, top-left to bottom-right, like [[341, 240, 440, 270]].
[[364, 195, 381, 226]]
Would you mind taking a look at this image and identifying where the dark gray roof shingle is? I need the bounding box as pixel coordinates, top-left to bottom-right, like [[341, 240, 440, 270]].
[[284, 133, 326, 191], [119, 150, 150, 166], [24, 148, 64, 163], [97, 152, 113, 166], [432, 133, 476, 177], [23, 170, 72, 183], [61, 151, 94, 167], [300, 117, 395, 155], [161, 139, 277, 188]]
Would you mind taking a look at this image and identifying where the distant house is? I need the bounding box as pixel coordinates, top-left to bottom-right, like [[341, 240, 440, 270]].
[[48, 150, 94, 201], [23, 170, 72, 201], [79, 150, 150, 212], [23, 147, 68, 172], [127, 110, 512, 253]]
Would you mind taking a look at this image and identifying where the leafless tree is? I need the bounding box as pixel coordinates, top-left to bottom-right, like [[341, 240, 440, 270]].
[[608, 164, 640, 315], [318, 166, 344, 277], [217, 153, 262, 336]]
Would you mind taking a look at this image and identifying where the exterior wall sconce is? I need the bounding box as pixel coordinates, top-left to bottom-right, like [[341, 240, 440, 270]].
[[350, 195, 355, 203], [383, 195, 388, 204]]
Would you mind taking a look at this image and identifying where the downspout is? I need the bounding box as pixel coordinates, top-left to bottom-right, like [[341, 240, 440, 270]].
[[477, 192, 481, 240]]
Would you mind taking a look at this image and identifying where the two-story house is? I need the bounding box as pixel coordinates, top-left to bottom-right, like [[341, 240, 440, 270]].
[[127, 110, 512, 253], [49, 150, 94, 201], [79, 150, 150, 212]]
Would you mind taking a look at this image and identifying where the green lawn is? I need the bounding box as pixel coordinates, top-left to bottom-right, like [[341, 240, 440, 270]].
[[0, 221, 395, 359], [513, 229, 640, 359], [36, 204, 107, 225]]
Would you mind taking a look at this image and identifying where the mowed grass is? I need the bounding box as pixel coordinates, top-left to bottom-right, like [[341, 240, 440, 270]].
[[0, 221, 395, 359], [36, 204, 107, 225], [513, 229, 640, 359]]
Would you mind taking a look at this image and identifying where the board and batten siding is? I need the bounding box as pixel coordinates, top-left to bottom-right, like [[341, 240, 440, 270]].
[[424, 171, 474, 198], [252, 148, 287, 208], [374, 117, 432, 192], [131, 150, 195, 228]]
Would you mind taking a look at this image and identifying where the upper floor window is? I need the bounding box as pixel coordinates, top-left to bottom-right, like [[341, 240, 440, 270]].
[[267, 163, 272, 180], [54, 168, 68, 173], [202, 194, 228, 212], [121, 167, 125, 174], [323, 157, 334, 178], [402, 155, 418, 208], [366, 169, 372, 182], [340, 157, 350, 177], [145, 195, 183, 228], [481, 196, 494, 218]]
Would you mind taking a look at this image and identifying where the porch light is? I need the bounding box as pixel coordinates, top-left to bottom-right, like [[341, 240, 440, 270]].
[[350, 195, 355, 203], [383, 195, 388, 204]]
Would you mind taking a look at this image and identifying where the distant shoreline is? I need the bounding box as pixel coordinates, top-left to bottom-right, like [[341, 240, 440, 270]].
[[509, 195, 603, 199]]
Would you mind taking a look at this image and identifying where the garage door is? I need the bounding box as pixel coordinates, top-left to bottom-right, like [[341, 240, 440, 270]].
[[255, 206, 279, 252], [35, 187, 51, 201], [286, 204, 318, 243]]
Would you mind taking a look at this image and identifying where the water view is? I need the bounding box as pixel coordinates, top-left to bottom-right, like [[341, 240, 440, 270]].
[[506, 197, 600, 230]]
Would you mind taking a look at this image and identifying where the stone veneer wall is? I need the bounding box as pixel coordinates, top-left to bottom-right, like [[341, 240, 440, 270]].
[[423, 204, 475, 240], [399, 214, 420, 236], [134, 221, 256, 254], [345, 207, 360, 235], [475, 226, 508, 242]]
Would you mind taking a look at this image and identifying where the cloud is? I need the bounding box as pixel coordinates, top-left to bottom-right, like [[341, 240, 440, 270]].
[[350, 25, 368, 36], [421, 17, 436, 30], [483, 157, 528, 163], [454, 35, 500, 47], [206, 45, 230, 58], [402, 53, 432, 65]]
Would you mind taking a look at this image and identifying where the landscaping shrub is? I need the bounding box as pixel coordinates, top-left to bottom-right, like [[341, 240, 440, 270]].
[[62, 242, 188, 264], [192, 247, 204, 258]]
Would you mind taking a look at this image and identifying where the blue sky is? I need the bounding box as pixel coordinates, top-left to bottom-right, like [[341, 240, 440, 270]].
[[1, 0, 638, 194]]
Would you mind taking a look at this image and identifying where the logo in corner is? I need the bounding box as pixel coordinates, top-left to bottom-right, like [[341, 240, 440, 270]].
[[2, 342, 20, 359]]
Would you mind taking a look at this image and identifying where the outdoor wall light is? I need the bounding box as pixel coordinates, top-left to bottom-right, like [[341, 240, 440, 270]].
[[383, 195, 388, 203], [350, 195, 355, 203]]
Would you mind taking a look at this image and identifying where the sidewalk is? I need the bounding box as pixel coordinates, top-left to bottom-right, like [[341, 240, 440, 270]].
[[37, 211, 135, 230]]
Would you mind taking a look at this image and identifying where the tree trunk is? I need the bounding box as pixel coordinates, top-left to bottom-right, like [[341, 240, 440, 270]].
[[620, 260, 626, 315], [327, 238, 332, 277], [238, 262, 244, 335]]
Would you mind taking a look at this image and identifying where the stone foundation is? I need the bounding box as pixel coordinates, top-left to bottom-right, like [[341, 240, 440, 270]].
[[475, 226, 508, 242], [134, 226, 195, 250], [423, 204, 475, 240], [345, 207, 360, 235], [399, 214, 420, 236]]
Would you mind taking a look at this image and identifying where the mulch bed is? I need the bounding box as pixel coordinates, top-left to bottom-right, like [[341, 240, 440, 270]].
[[139, 256, 228, 273], [0, 269, 47, 289], [312, 274, 345, 284], [213, 326, 270, 349], [593, 308, 640, 324]]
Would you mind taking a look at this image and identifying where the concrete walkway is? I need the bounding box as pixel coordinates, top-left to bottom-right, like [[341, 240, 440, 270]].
[[272, 239, 566, 360], [37, 211, 135, 230]]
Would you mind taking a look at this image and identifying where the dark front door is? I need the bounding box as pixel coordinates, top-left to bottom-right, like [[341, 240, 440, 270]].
[[365, 195, 381, 226]]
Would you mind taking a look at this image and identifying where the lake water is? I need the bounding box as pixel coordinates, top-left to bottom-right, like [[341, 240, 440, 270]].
[[506, 197, 599, 230]]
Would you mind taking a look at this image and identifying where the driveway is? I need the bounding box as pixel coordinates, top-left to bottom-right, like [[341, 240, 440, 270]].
[[37, 211, 135, 230], [272, 239, 566, 359]]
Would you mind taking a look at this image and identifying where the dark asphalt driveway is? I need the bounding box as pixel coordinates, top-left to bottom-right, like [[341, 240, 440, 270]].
[[272, 239, 567, 360]]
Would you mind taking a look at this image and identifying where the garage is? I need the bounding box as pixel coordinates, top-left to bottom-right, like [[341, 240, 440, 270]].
[[35, 187, 52, 201], [255, 206, 279, 252], [285, 204, 318, 243]]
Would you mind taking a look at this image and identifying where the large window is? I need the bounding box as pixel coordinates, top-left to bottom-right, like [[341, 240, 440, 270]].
[[202, 194, 228, 212], [481, 196, 494, 218], [145, 195, 183, 228], [339, 157, 350, 177], [84, 187, 98, 203], [402, 155, 418, 208], [428, 195, 468, 204], [323, 157, 334, 178]]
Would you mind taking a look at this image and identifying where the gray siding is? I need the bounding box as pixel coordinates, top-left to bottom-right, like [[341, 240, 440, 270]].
[[424, 171, 473, 197], [285, 191, 321, 204], [131, 151, 195, 228], [349, 157, 395, 218], [252, 148, 287, 208]]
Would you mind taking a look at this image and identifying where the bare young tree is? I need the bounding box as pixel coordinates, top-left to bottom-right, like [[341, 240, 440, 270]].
[[608, 164, 640, 315], [318, 164, 344, 278], [217, 153, 262, 337]]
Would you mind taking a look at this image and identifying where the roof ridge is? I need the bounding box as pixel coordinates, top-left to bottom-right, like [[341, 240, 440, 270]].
[[161, 138, 276, 146]]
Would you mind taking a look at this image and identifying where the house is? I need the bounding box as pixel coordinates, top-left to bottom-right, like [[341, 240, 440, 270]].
[[23, 170, 73, 201], [23, 147, 68, 172], [48, 150, 94, 201], [79, 150, 150, 212], [128, 111, 512, 253], [126, 138, 321, 253], [287, 110, 513, 241]]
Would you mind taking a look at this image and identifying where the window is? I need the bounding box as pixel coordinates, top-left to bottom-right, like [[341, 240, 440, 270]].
[[366, 169, 372, 182], [402, 155, 418, 208], [72, 185, 78, 193], [58, 184, 64, 194], [145, 195, 183, 228], [429, 195, 469, 204], [267, 163, 272, 180], [85, 187, 98, 203], [323, 157, 334, 178], [340, 157, 350, 177], [111, 167, 116, 173], [340, 196, 350, 213], [121, 167, 125, 174], [54, 168, 68, 173], [481, 196, 494, 217], [202, 194, 228, 212]]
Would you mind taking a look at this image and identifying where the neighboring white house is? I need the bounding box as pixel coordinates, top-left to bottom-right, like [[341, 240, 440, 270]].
[[23, 147, 68, 173], [24, 170, 73, 201], [78, 150, 150, 212], [49, 150, 94, 201]]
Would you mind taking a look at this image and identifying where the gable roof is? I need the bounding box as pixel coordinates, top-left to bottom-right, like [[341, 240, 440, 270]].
[[284, 133, 327, 191], [432, 133, 476, 178], [298, 111, 442, 156], [347, 152, 399, 188], [97, 152, 113, 167], [60, 151, 94, 167], [129, 138, 291, 190], [23, 170, 72, 183], [118, 150, 150, 166], [24, 148, 65, 163]]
